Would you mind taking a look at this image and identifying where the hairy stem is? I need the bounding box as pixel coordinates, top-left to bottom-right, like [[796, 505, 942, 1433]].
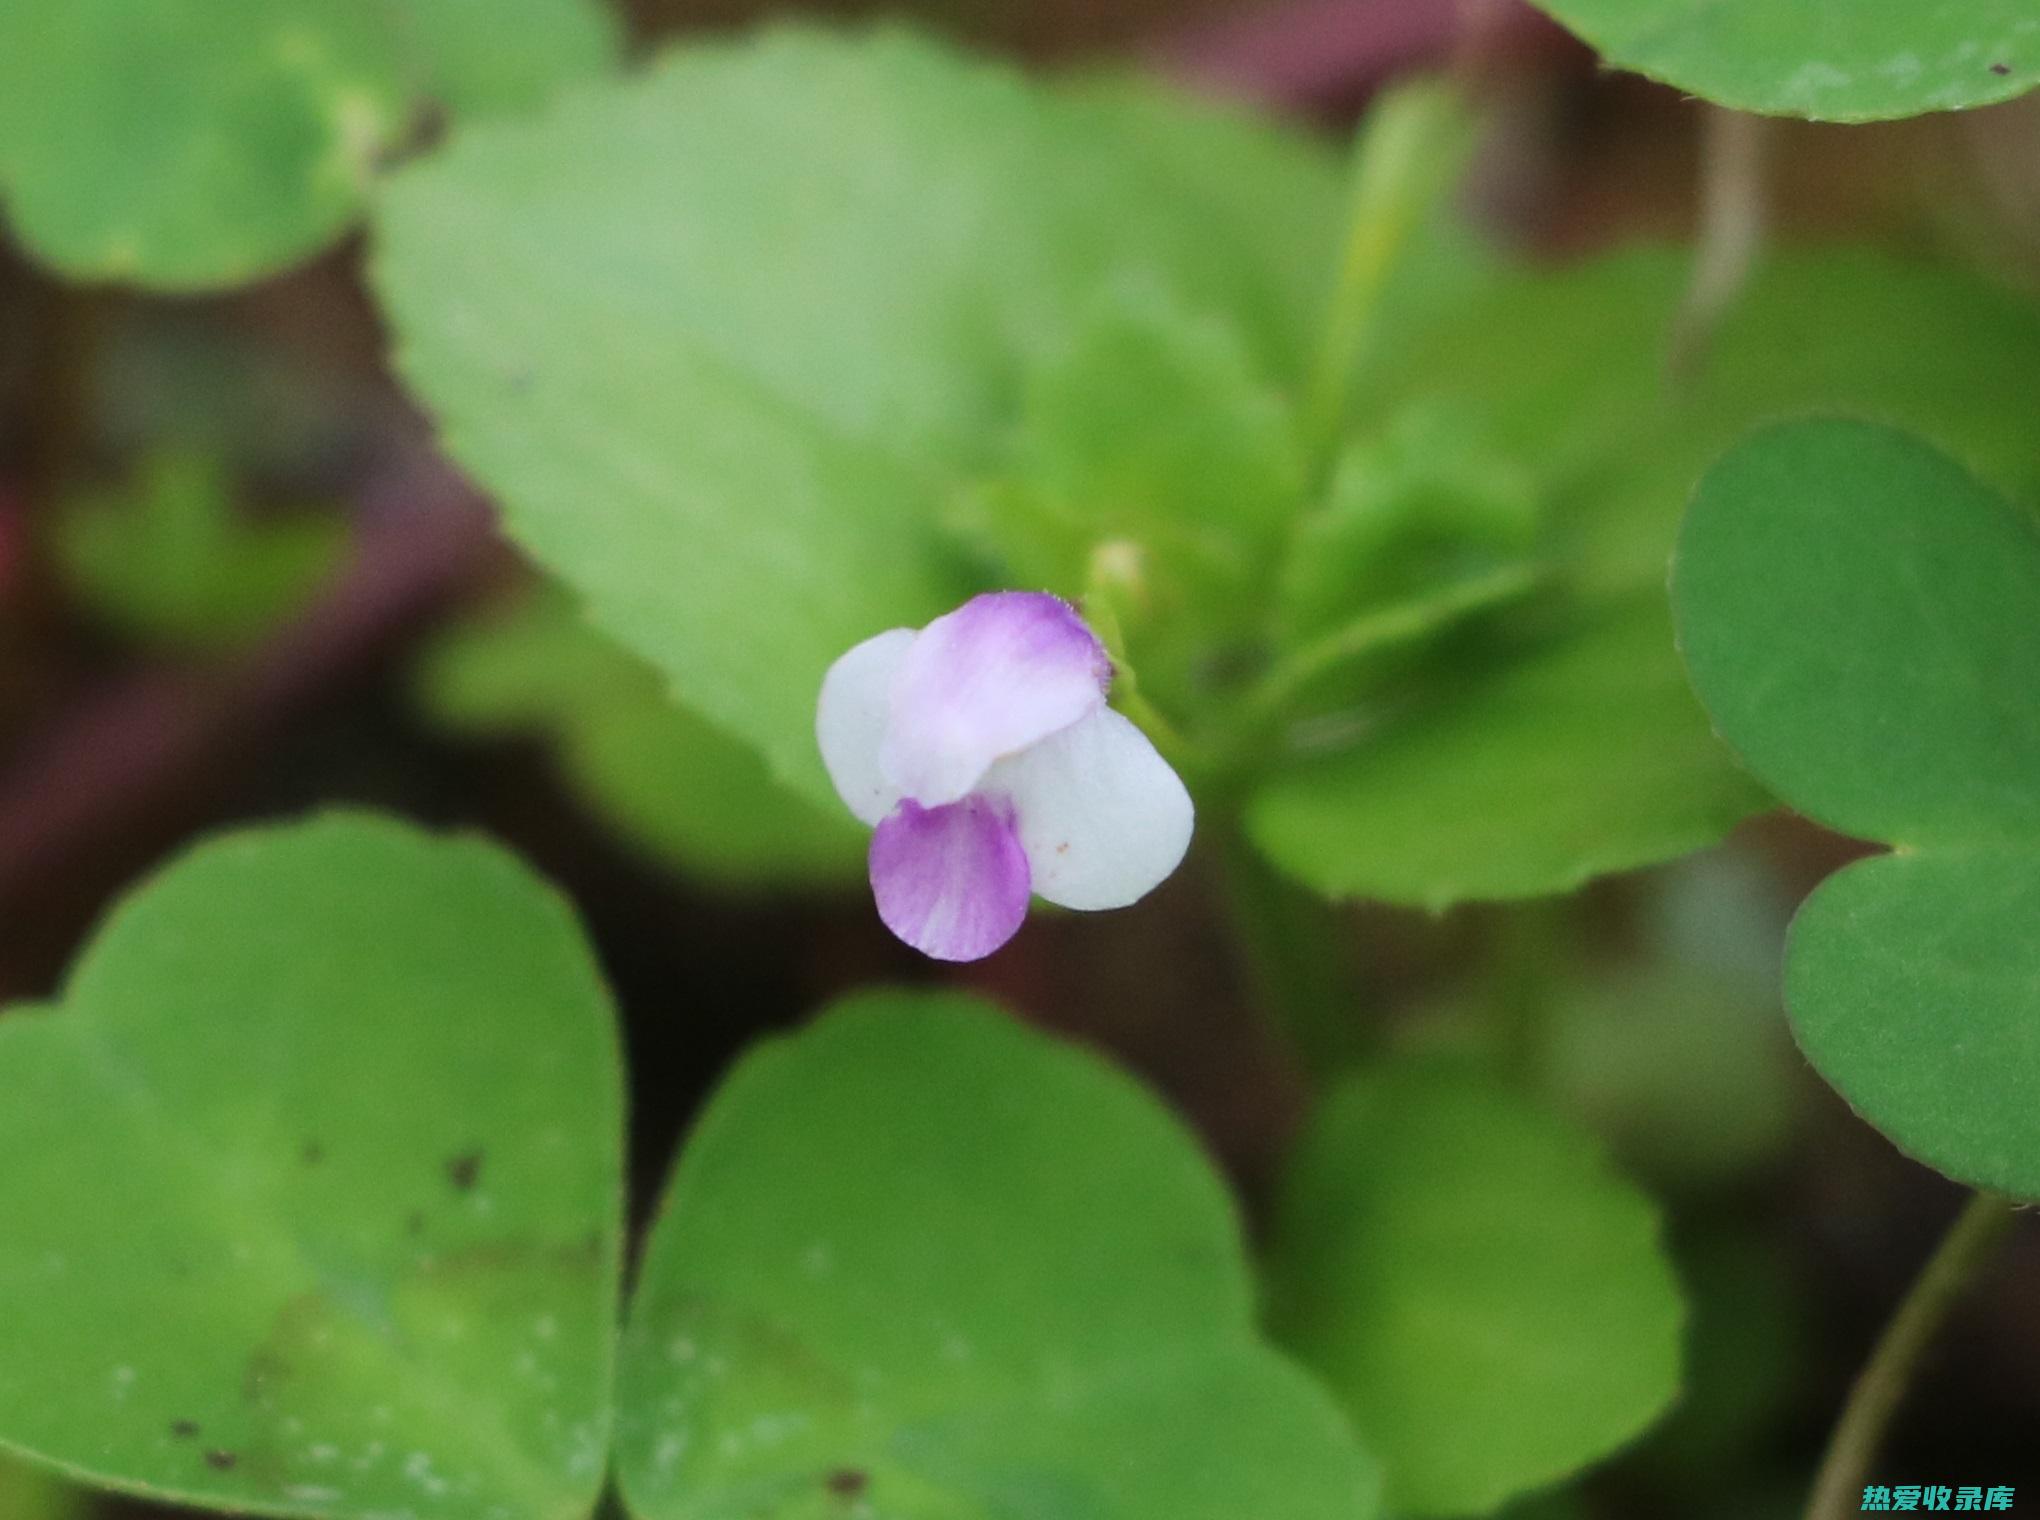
[[1804, 1191, 2018, 1520]]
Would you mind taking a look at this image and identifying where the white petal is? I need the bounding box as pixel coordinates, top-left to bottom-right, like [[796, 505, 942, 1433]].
[[981, 707, 1194, 911], [816, 627, 915, 825]]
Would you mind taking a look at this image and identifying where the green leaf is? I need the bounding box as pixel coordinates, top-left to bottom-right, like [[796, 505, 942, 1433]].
[[370, 26, 1340, 809], [419, 587, 865, 886], [54, 453, 346, 651], [1265, 1063, 1683, 1516], [1785, 851, 2040, 1197], [0, 812, 623, 1518], [0, 0, 617, 288], [1676, 419, 2040, 848], [1247, 596, 1766, 907], [615, 991, 1380, 1520], [1277, 405, 1541, 649], [1674, 419, 2040, 1197], [1521, 0, 2039, 121], [397, 0, 620, 118], [1351, 247, 2040, 597], [951, 280, 1309, 712], [1244, 245, 2040, 907]]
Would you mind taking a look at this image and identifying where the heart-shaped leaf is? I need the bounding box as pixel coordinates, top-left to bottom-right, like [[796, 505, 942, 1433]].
[[1674, 418, 2040, 1196], [1265, 1063, 1683, 1516], [0, 0, 617, 287], [1521, 0, 2039, 121], [614, 991, 1380, 1520], [1785, 850, 2040, 1199], [0, 812, 624, 1517]]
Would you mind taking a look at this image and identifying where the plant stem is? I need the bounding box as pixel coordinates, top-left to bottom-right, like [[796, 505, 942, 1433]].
[[1244, 561, 1538, 722], [1219, 828, 1367, 1076], [1300, 79, 1468, 469], [1804, 1191, 2018, 1520], [1669, 106, 1770, 381]]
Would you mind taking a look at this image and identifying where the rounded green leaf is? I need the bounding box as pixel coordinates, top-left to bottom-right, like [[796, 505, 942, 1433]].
[[616, 992, 1379, 1520], [1524, 0, 2040, 121], [1247, 596, 1765, 907], [0, 812, 624, 1518], [1674, 419, 2040, 850], [370, 26, 1339, 809], [0, 0, 616, 288], [1266, 1064, 1683, 1516], [1677, 421, 2040, 1194], [1787, 849, 2040, 1197]]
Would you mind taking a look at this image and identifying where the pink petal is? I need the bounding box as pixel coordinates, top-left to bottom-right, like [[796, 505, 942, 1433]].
[[880, 591, 1111, 807], [868, 796, 1032, 962]]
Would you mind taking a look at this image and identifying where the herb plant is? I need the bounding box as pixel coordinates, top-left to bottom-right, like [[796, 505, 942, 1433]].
[[0, 3, 2035, 1519]]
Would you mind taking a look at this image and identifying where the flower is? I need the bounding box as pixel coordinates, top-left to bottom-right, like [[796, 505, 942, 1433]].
[[816, 591, 1194, 960]]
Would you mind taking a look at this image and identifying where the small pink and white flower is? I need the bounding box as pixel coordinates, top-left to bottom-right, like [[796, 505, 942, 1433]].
[[816, 591, 1194, 961]]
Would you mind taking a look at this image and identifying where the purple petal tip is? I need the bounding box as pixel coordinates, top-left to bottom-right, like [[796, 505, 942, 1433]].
[[869, 796, 1031, 961]]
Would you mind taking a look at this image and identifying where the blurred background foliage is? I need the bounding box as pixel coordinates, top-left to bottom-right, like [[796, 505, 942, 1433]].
[[0, 0, 2037, 1517]]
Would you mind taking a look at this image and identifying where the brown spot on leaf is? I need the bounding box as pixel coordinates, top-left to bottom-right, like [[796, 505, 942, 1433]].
[[406, 1211, 426, 1237], [204, 1450, 238, 1471], [1992, 61, 2012, 75], [445, 1151, 484, 1192], [826, 1468, 869, 1498], [300, 1141, 324, 1165], [170, 1419, 200, 1439]]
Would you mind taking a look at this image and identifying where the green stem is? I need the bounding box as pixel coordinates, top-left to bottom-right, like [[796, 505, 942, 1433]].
[[1488, 900, 1572, 1082], [1301, 80, 1468, 468], [1220, 828, 1366, 1076], [1804, 1191, 2018, 1520], [1245, 562, 1539, 722]]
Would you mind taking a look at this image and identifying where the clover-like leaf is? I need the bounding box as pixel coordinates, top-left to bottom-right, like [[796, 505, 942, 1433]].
[[371, 25, 1340, 810], [0, 0, 617, 287], [1265, 1063, 1683, 1516], [0, 812, 624, 1517], [615, 991, 1380, 1520], [1522, 0, 2039, 121], [1674, 418, 2040, 1197]]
